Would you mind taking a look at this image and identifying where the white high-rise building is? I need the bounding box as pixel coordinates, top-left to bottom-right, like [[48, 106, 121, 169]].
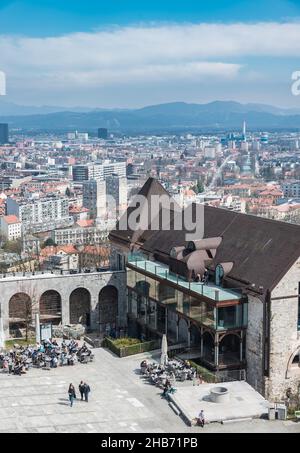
[[106, 175, 127, 217], [82, 180, 106, 219]]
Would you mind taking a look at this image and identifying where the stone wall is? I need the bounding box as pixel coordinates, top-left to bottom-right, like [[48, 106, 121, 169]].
[[0, 270, 126, 338], [266, 258, 300, 401], [246, 294, 264, 394]]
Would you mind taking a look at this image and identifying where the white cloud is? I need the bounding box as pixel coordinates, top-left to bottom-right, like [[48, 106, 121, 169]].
[[0, 21, 299, 103]]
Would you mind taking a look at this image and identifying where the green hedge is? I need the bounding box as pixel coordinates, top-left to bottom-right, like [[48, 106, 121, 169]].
[[103, 337, 159, 358], [189, 360, 217, 383]]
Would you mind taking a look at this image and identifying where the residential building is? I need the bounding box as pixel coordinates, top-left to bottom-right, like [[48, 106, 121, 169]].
[[106, 175, 127, 217], [0, 123, 9, 144], [98, 128, 108, 139], [6, 196, 71, 232], [82, 179, 106, 219], [0, 215, 22, 240], [52, 225, 109, 245]]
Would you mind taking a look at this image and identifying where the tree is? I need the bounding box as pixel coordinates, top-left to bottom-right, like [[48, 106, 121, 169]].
[[65, 187, 71, 197], [3, 238, 22, 255], [192, 180, 204, 194], [41, 237, 56, 248]]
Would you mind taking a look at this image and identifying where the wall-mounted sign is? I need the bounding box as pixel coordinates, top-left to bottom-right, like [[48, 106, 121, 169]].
[[40, 323, 52, 341]]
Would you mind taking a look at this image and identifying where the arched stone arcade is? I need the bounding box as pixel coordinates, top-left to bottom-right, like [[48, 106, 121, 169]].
[[97, 285, 118, 334], [69, 288, 91, 326], [8, 292, 32, 337], [39, 290, 62, 325]]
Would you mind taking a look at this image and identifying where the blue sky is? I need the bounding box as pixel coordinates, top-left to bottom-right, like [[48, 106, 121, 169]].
[[0, 0, 300, 108], [0, 1, 299, 36]]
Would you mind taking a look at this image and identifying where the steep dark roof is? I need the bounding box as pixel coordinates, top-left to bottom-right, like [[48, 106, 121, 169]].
[[109, 177, 178, 246], [142, 204, 300, 294], [110, 178, 300, 294]]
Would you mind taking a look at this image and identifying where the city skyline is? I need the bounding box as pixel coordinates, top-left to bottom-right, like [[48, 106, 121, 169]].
[[0, 1, 300, 108]]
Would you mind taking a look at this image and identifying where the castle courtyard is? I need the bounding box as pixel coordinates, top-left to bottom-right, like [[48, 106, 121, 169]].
[[0, 347, 299, 434]]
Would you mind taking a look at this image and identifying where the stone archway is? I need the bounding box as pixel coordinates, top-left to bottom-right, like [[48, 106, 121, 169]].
[[39, 290, 62, 325], [219, 333, 240, 365], [286, 346, 300, 378], [203, 330, 215, 362], [98, 285, 118, 335], [9, 292, 32, 337], [190, 322, 201, 347], [69, 288, 91, 326], [178, 317, 189, 343]]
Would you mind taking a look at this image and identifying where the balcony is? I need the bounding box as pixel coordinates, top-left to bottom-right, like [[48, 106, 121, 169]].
[[127, 255, 240, 303]]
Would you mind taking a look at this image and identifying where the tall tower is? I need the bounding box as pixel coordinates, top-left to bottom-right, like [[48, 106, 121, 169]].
[[242, 120, 246, 142]]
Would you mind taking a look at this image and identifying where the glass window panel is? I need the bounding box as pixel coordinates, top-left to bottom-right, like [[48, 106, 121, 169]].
[[127, 268, 136, 289], [145, 275, 157, 301], [148, 300, 157, 330], [217, 305, 243, 330], [158, 282, 177, 306]]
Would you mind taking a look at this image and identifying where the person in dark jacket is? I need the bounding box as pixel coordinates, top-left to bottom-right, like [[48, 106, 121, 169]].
[[83, 382, 91, 402], [79, 381, 85, 401], [68, 383, 76, 407]]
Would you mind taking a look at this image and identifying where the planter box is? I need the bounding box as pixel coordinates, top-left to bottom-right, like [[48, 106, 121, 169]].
[[103, 337, 159, 358]]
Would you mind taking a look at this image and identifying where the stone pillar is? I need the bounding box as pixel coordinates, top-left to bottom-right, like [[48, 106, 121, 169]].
[[35, 313, 40, 344], [61, 291, 70, 326], [165, 307, 168, 335], [240, 333, 243, 361], [214, 335, 219, 368], [200, 328, 204, 357], [176, 315, 179, 342], [187, 321, 191, 348]]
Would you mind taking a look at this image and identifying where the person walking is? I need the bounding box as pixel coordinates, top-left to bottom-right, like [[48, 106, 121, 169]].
[[68, 383, 76, 407], [79, 381, 85, 401], [83, 382, 91, 402], [197, 409, 205, 427]]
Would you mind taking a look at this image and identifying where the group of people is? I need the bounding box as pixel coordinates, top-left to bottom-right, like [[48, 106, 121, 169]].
[[140, 358, 202, 388], [68, 381, 91, 407], [140, 358, 204, 394], [0, 339, 93, 376], [140, 358, 206, 427], [193, 268, 209, 284]]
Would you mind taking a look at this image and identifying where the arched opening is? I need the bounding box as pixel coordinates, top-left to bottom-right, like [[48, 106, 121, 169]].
[[98, 285, 118, 335], [178, 317, 189, 343], [203, 331, 215, 363], [190, 323, 201, 348], [9, 292, 32, 338], [219, 333, 240, 365], [39, 290, 62, 325], [69, 288, 91, 326]]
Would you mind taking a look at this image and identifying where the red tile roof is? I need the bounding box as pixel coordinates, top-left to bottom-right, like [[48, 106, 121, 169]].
[[3, 215, 21, 225]]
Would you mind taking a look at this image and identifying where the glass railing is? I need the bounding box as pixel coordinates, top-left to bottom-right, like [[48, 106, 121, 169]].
[[127, 258, 241, 302]]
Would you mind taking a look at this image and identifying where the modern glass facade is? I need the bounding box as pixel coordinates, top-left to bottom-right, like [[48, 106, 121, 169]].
[[127, 265, 247, 331], [126, 253, 247, 370]]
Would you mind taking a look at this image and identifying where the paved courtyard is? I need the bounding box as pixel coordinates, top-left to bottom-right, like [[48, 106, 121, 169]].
[[0, 347, 300, 433]]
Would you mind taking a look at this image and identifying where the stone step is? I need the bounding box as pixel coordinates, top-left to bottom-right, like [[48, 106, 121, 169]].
[[222, 417, 253, 424], [169, 402, 181, 416]]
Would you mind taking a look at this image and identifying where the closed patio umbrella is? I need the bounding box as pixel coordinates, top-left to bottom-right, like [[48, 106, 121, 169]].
[[160, 334, 168, 366]]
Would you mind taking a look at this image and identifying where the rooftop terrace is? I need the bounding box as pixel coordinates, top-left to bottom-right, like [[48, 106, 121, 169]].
[[127, 255, 241, 302]]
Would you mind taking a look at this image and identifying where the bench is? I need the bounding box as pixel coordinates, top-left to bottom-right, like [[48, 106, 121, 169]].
[[295, 410, 300, 421]]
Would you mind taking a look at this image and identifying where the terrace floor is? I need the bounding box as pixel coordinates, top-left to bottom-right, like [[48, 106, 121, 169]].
[[0, 348, 299, 433]]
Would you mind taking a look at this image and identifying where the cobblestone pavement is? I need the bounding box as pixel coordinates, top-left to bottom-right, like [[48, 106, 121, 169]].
[[0, 347, 299, 433]]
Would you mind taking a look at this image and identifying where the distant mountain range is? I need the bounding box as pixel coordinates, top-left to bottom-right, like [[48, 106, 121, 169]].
[[1, 100, 300, 132]]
